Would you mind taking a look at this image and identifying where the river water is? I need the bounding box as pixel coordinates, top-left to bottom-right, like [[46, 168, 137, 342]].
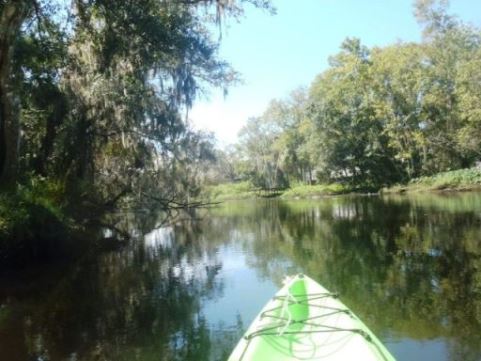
[[1, 193, 481, 360]]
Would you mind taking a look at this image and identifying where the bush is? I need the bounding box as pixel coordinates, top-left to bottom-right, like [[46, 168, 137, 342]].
[[383, 167, 481, 193], [0, 177, 72, 268], [281, 183, 350, 198], [203, 181, 257, 201]]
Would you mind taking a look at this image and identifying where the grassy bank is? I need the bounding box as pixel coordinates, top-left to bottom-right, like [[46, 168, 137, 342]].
[[383, 167, 481, 193], [207, 168, 481, 201], [280, 183, 351, 198], [203, 181, 257, 201], [204, 181, 351, 201]]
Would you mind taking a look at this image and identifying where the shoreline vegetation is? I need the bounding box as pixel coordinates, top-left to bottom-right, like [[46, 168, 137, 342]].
[[203, 182, 352, 201], [206, 3, 481, 207], [0, 1, 273, 269], [204, 167, 481, 201], [0, 179, 77, 269], [2, 0, 481, 270], [382, 167, 481, 194]]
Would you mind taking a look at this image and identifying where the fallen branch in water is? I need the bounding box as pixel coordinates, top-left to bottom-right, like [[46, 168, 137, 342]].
[[140, 192, 222, 210]]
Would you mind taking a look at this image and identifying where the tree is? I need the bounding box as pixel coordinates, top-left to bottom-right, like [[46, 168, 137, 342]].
[[227, 0, 481, 191], [238, 114, 287, 189], [370, 43, 427, 179], [309, 38, 402, 188], [0, 1, 32, 186], [0, 0, 273, 205], [414, 0, 481, 172], [235, 88, 319, 188]]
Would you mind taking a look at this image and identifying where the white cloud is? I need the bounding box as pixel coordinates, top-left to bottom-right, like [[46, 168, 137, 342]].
[[189, 90, 266, 147]]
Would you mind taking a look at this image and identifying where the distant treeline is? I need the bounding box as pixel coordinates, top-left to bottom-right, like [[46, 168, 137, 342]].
[[215, 1, 481, 190]]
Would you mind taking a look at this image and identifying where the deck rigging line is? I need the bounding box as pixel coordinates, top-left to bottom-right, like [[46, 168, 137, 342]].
[[239, 292, 390, 361]]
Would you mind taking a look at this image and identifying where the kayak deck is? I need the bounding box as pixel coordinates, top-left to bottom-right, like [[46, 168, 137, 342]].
[[228, 274, 395, 361]]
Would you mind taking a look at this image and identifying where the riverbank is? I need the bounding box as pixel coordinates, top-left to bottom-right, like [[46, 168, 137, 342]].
[[206, 167, 481, 201], [382, 167, 481, 194], [203, 181, 256, 201], [280, 183, 351, 198], [204, 181, 352, 201]]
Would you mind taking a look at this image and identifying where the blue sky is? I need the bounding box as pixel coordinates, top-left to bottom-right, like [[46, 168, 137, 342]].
[[189, 0, 481, 146]]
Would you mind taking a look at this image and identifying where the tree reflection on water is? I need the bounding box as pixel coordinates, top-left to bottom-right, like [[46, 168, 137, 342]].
[[1, 192, 481, 360]]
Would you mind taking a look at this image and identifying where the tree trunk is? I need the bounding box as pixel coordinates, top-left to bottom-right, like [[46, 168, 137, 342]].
[[0, 3, 29, 187], [36, 92, 67, 175]]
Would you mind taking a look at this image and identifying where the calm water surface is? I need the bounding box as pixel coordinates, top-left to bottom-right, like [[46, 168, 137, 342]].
[[1, 193, 481, 360]]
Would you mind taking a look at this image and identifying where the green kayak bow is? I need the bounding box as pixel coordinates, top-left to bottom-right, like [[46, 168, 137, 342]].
[[228, 274, 396, 361]]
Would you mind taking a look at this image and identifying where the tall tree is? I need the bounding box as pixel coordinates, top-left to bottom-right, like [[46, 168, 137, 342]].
[[0, 1, 32, 186], [370, 43, 427, 178], [414, 0, 481, 171], [309, 38, 402, 187], [0, 0, 273, 205]]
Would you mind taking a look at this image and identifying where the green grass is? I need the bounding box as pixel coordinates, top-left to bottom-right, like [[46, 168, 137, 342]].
[[203, 181, 257, 201], [281, 183, 351, 198], [204, 181, 351, 201], [383, 167, 481, 193]]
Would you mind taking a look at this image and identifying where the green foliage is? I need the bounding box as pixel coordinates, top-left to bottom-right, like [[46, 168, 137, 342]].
[[281, 183, 351, 198], [0, 0, 273, 263], [0, 177, 67, 239], [203, 181, 256, 201], [203, 181, 351, 200], [231, 0, 481, 191], [0, 177, 73, 268], [2, 0, 274, 195], [309, 38, 404, 188], [383, 167, 481, 193], [237, 88, 316, 189]]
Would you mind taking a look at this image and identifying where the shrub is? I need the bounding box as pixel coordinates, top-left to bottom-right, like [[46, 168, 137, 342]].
[[0, 177, 71, 268]]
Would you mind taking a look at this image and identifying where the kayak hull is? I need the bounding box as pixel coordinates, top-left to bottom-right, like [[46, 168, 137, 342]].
[[228, 274, 395, 361]]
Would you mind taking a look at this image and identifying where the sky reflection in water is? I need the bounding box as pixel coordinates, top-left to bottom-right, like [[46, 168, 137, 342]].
[[1, 192, 481, 361]]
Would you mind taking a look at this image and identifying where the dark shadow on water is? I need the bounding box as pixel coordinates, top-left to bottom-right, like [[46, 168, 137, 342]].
[[1, 192, 481, 360]]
